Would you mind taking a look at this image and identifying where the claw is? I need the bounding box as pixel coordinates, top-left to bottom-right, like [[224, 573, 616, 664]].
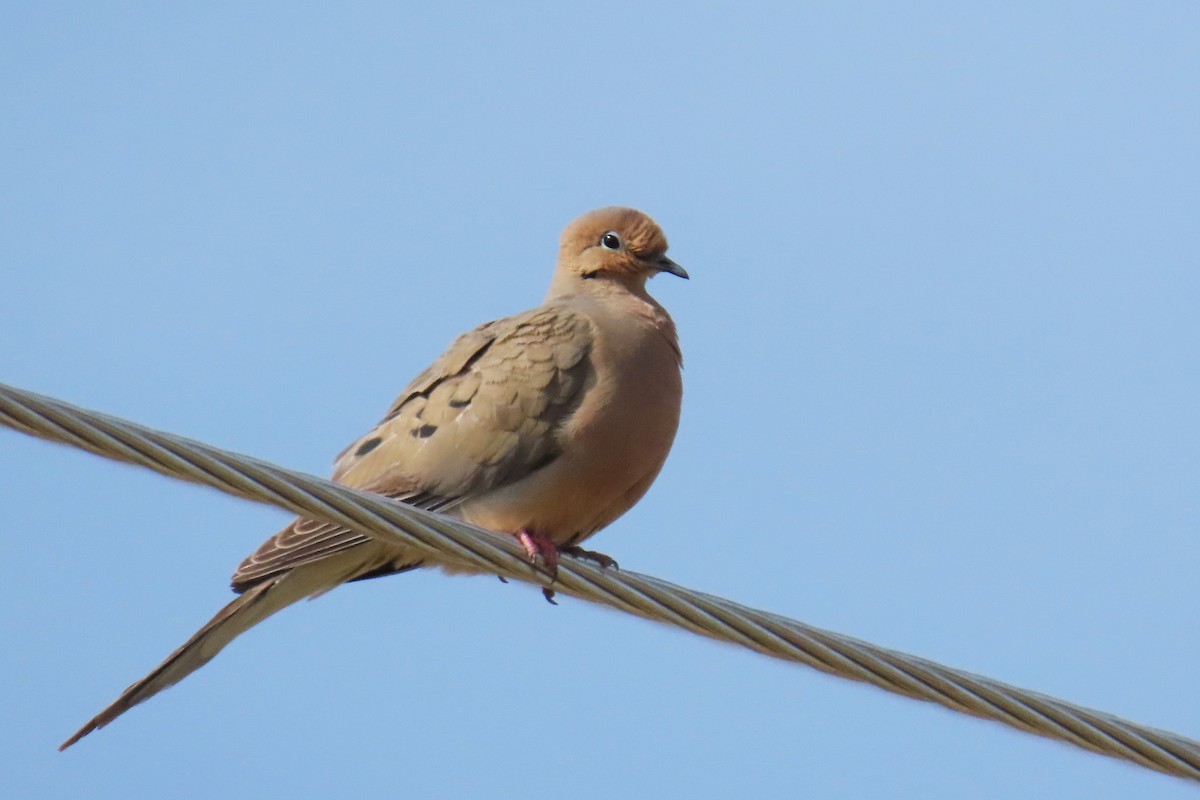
[[561, 545, 619, 570], [542, 587, 558, 605]]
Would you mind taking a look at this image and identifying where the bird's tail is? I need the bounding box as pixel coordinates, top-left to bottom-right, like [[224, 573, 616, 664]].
[[61, 575, 300, 750]]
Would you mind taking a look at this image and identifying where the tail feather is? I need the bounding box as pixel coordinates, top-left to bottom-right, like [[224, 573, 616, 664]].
[[60, 545, 403, 750], [61, 579, 282, 750]]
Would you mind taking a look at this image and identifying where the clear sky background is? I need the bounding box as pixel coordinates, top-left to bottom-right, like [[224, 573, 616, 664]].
[[2, 4, 1198, 798]]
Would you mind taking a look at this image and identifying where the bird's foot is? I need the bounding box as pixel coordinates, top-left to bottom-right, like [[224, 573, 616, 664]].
[[515, 529, 564, 605], [515, 529, 560, 577], [560, 545, 619, 570]]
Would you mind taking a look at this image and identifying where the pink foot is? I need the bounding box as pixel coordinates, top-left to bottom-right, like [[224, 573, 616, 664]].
[[515, 529, 560, 576], [515, 529, 562, 604]]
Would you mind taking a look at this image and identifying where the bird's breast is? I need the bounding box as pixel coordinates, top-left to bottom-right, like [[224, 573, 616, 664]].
[[458, 305, 682, 542]]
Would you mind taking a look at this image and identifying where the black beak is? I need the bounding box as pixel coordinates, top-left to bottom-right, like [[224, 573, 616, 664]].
[[654, 256, 689, 280]]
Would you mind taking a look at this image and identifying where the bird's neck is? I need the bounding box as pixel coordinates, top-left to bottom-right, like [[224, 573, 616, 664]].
[[550, 278, 682, 367]]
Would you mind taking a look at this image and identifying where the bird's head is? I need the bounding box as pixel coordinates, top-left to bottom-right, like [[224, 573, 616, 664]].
[[553, 207, 687, 294]]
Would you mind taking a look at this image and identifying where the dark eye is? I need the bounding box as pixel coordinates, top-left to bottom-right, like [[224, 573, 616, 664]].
[[600, 231, 622, 250]]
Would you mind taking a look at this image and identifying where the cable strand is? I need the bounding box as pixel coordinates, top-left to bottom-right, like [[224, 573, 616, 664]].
[[1, 381, 1197, 782]]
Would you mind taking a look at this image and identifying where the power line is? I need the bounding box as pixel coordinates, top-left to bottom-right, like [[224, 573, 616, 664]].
[[1, 381, 1196, 782]]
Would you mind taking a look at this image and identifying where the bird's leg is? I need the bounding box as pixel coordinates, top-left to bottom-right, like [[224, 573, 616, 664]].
[[515, 529, 560, 576], [514, 529, 562, 605], [560, 546, 619, 570]]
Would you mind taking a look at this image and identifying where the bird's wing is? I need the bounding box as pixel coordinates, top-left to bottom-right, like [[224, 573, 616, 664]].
[[230, 305, 594, 591]]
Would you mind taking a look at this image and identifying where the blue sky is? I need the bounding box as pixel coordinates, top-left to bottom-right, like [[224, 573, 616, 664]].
[[3, 3, 1198, 798]]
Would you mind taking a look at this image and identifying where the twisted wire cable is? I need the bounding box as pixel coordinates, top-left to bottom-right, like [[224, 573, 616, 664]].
[[1, 381, 1196, 782]]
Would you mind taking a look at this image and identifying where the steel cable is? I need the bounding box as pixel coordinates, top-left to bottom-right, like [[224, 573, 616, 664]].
[[1, 381, 1196, 781]]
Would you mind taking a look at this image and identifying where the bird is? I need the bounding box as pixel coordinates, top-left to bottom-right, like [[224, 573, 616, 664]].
[[61, 206, 688, 749]]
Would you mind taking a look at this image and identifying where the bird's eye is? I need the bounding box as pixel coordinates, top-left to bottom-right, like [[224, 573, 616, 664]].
[[600, 231, 622, 250]]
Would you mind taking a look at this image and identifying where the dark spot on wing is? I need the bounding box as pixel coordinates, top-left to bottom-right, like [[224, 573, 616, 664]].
[[448, 398, 470, 408], [355, 437, 383, 457], [411, 424, 438, 439]]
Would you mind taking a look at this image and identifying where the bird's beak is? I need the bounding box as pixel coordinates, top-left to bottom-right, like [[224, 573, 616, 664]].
[[654, 256, 689, 280]]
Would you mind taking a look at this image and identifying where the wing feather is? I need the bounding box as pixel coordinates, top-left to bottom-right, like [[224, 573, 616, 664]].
[[231, 305, 593, 592]]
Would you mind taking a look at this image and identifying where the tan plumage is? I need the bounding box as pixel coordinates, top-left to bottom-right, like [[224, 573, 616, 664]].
[[61, 206, 686, 749]]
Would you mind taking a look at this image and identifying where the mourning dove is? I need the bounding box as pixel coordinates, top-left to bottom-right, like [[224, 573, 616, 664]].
[[61, 206, 687, 749]]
